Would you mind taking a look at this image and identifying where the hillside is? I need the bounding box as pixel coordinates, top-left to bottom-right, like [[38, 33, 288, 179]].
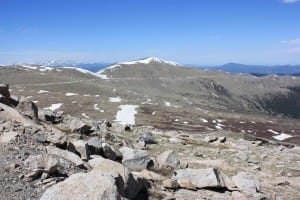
[[0, 58, 299, 146]]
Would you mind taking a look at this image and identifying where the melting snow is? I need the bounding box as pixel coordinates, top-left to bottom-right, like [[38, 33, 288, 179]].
[[65, 92, 78, 96], [39, 66, 53, 72], [215, 125, 223, 130], [239, 121, 246, 124], [93, 104, 104, 112], [152, 111, 156, 115], [109, 97, 122, 102], [273, 133, 293, 141], [63, 67, 109, 80], [164, 101, 171, 107], [183, 121, 189, 124], [83, 94, 90, 97], [115, 105, 138, 125], [200, 118, 208, 123], [82, 113, 90, 119], [268, 129, 280, 135], [37, 90, 48, 94], [44, 103, 63, 111]]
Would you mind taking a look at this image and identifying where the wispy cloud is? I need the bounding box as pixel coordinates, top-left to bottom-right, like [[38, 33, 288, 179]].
[[282, 0, 300, 3], [281, 38, 300, 45]]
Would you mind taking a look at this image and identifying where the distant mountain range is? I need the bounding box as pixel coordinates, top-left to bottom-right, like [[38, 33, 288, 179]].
[[2, 59, 300, 75], [200, 63, 300, 75]]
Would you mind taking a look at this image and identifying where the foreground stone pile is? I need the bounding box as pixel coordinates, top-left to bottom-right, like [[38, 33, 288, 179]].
[[0, 84, 299, 200]]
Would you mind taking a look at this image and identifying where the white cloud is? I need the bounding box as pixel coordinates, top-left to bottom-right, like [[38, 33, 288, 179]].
[[281, 38, 300, 45], [282, 0, 300, 3]]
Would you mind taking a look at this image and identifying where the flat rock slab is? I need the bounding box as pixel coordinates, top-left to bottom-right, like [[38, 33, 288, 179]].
[[119, 147, 150, 171], [172, 168, 225, 189], [46, 146, 83, 167], [40, 170, 122, 200], [232, 172, 259, 193]]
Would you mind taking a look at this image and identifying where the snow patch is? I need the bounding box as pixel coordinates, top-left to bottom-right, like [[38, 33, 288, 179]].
[[268, 129, 280, 135], [63, 67, 109, 80], [109, 97, 122, 102], [37, 90, 48, 94], [82, 113, 90, 119], [115, 105, 138, 125], [65, 92, 78, 96], [273, 133, 293, 141], [44, 103, 63, 111], [200, 118, 208, 123]]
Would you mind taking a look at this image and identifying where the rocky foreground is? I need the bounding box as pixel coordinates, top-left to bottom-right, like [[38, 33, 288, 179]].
[[0, 84, 300, 200]]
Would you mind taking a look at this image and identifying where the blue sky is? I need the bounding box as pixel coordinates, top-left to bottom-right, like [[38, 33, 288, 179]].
[[0, 0, 300, 65]]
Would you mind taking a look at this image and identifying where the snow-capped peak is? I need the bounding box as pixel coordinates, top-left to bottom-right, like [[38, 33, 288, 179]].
[[97, 57, 180, 74], [118, 57, 180, 66]]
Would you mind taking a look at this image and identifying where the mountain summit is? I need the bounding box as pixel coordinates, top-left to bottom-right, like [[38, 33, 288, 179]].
[[97, 57, 182, 79]]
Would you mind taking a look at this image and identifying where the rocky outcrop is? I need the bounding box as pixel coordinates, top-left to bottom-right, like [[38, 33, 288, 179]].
[[40, 171, 123, 200], [119, 147, 151, 171], [157, 150, 180, 170], [172, 168, 226, 189]]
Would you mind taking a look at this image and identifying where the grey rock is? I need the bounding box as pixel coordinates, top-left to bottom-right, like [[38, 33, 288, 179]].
[[162, 179, 179, 189], [119, 147, 150, 171], [68, 118, 92, 135], [88, 156, 144, 199], [46, 127, 67, 146], [172, 168, 225, 189], [68, 139, 90, 161], [87, 137, 102, 155], [46, 146, 84, 167], [236, 151, 249, 161], [102, 143, 118, 161], [16, 97, 39, 122], [24, 154, 59, 181], [157, 150, 180, 170], [138, 132, 157, 145], [232, 172, 259, 193], [40, 171, 123, 200]]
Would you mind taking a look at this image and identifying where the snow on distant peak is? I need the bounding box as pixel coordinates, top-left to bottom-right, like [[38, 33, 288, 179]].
[[97, 57, 180, 75]]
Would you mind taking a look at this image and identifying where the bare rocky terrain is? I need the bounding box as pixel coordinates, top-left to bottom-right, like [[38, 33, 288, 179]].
[[0, 58, 300, 199]]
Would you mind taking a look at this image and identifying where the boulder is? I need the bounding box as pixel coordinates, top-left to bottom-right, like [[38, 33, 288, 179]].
[[45, 127, 67, 146], [232, 172, 259, 193], [172, 168, 225, 189], [40, 109, 63, 124], [102, 143, 119, 161], [67, 118, 92, 135], [87, 137, 102, 155], [138, 132, 157, 145], [0, 103, 33, 126], [162, 179, 179, 189], [46, 146, 84, 167], [24, 154, 59, 181], [16, 97, 39, 122], [157, 150, 180, 170], [40, 170, 123, 200], [131, 169, 165, 181], [236, 151, 249, 161], [0, 84, 10, 97], [68, 139, 90, 161], [119, 147, 151, 171], [88, 156, 144, 199]]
